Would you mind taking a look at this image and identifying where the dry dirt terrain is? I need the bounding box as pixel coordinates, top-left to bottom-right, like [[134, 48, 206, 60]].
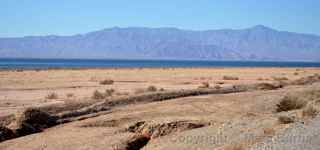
[[0, 67, 320, 150]]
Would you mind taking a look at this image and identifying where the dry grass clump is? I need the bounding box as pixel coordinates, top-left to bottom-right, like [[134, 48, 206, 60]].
[[278, 115, 295, 124], [92, 90, 106, 100], [276, 95, 307, 112], [135, 86, 158, 94], [302, 104, 319, 118], [215, 81, 225, 85], [99, 79, 114, 85], [223, 76, 239, 80], [214, 85, 222, 89], [66, 93, 74, 98], [272, 76, 289, 81], [105, 89, 115, 97], [198, 82, 210, 88], [46, 92, 58, 99], [92, 89, 116, 100], [293, 72, 299, 75], [257, 77, 269, 81], [147, 86, 157, 92]]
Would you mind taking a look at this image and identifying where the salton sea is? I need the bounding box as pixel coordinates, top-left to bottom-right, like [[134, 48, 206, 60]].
[[0, 58, 320, 69]]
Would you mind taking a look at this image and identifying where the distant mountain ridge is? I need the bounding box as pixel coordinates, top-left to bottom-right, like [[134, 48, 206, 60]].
[[0, 25, 320, 61]]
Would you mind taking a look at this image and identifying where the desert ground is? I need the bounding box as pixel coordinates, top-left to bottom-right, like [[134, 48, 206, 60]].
[[0, 67, 320, 150]]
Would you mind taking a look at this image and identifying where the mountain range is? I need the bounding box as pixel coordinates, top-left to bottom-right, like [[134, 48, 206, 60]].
[[0, 25, 320, 61]]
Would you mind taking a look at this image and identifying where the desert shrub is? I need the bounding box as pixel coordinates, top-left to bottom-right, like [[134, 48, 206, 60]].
[[278, 115, 295, 124], [276, 96, 307, 112], [147, 86, 157, 92], [302, 105, 318, 118], [99, 79, 114, 85], [293, 72, 299, 75], [46, 92, 58, 99], [92, 90, 106, 100], [134, 88, 146, 94], [257, 77, 264, 81], [159, 88, 165, 91], [66, 93, 74, 98], [223, 76, 239, 80], [105, 89, 115, 97], [214, 85, 222, 89], [272, 76, 289, 81], [215, 81, 225, 85], [198, 82, 210, 88]]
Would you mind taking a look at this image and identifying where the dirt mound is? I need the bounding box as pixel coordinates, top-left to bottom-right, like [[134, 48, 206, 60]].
[[15, 108, 58, 136], [291, 74, 320, 85], [0, 125, 15, 142], [126, 120, 208, 139]]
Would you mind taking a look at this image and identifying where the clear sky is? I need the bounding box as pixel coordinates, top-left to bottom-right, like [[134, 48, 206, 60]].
[[1, 0, 319, 37]]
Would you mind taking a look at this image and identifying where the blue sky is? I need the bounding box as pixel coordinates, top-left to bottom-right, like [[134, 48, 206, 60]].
[[1, 0, 319, 37]]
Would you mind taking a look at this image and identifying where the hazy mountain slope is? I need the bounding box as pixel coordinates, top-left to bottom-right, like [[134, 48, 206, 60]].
[[0, 25, 319, 61]]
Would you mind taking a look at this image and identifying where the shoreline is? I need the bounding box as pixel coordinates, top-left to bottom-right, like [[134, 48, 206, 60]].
[[1, 66, 320, 71]]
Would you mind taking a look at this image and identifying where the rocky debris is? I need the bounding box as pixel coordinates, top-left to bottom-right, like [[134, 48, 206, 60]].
[[0, 125, 15, 142], [112, 120, 209, 150], [249, 116, 320, 150], [125, 120, 208, 139], [14, 108, 58, 136]]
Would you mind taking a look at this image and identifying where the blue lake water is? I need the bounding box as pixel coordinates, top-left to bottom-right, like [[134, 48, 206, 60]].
[[0, 58, 320, 69]]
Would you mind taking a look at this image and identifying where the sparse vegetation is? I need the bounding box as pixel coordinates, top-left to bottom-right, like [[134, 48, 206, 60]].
[[66, 93, 74, 98], [257, 77, 269, 81], [105, 89, 115, 97], [272, 76, 289, 81], [92, 90, 106, 100], [46, 92, 58, 99], [293, 72, 299, 75], [302, 104, 318, 118], [257, 77, 264, 81], [214, 85, 221, 89], [134, 88, 146, 94], [276, 95, 307, 112], [278, 115, 295, 124], [198, 82, 210, 88], [99, 79, 114, 85], [215, 81, 225, 84], [223, 76, 239, 80], [147, 85, 157, 92]]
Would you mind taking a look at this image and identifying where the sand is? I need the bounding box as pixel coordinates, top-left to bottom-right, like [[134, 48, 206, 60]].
[[0, 67, 320, 149]]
